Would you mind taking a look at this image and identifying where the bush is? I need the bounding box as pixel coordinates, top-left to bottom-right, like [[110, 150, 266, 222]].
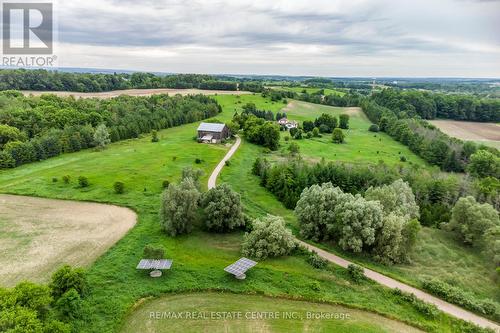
[[143, 244, 165, 259], [368, 124, 379, 132], [400, 155, 407, 162], [347, 264, 364, 282], [392, 289, 439, 318], [306, 131, 313, 139], [241, 215, 296, 260], [162, 180, 170, 189], [78, 176, 89, 188], [225, 160, 231, 167], [284, 136, 290, 142], [339, 114, 349, 129], [151, 130, 159, 142], [306, 251, 328, 269], [312, 127, 320, 137], [62, 175, 70, 184], [52, 177, 58, 183], [195, 158, 202, 164], [201, 184, 244, 232], [113, 181, 125, 194], [422, 279, 498, 316], [332, 128, 345, 143], [49, 265, 88, 299], [54, 288, 83, 320]]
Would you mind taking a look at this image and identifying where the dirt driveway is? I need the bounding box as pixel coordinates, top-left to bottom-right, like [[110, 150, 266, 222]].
[[0, 194, 136, 286]]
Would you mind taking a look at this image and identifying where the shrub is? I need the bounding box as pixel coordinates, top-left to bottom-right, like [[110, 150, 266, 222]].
[[54, 288, 83, 320], [306, 251, 328, 269], [339, 114, 350, 129], [195, 158, 202, 164], [151, 130, 159, 142], [288, 142, 300, 155], [62, 175, 70, 184], [225, 160, 231, 167], [347, 264, 365, 282], [78, 176, 89, 188], [49, 265, 88, 299], [284, 136, 290, 142], [306, 131, 313, 139], [392, 289, 439, 318], [368, 124, 379, 132], [422, 279, 498, 316], [312, 127, 320, 137], [201, 184, 244, 232], [143, 244, 165, 259], [400, 155, 407, 162], [162, 180, 170, 189], [52, 177, 58, 183], [332, 128, 345, 143], [241, 215, 296, 260], [113, 181, 125, 194]]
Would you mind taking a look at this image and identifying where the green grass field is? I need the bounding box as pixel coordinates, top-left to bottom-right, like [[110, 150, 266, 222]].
[[0, 93, 486, 332], [119, 292, 423, 333]]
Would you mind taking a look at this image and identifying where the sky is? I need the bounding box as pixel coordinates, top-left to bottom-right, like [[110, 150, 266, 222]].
[[49, 0, 500, 77]]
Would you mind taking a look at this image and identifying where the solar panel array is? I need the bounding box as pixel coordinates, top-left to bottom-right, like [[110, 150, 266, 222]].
[[224, 257, 257, 276], [136, 259, 173, 270]]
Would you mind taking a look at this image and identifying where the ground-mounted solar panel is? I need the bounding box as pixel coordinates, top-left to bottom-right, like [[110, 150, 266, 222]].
[[224, 257, 257, 278], [136, 259, 173, 270]]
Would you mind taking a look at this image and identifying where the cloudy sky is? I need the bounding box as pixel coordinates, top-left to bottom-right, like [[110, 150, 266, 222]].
[[52, 0, 500, 77]]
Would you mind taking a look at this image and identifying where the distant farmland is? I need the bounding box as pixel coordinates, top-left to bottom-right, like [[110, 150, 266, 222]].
[[430, 120, 500, 148], [21, 88, 251, 99]]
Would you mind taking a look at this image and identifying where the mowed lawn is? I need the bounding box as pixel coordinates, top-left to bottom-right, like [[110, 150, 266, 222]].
[[120, 293, 423, 333], [0, 94, 461, 332]]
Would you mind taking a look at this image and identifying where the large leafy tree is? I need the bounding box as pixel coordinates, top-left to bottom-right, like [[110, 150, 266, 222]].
[[201, 184, 244, 232], [468, 150, 500, 179], [365, 179, 419, 220], [241, 215, 296, 260], [447, 196, 499, 246], [93, 123, 110, 150], [159, 177, 200, 236]]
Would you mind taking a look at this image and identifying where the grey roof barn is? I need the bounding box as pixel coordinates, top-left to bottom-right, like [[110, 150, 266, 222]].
[[197, 122, 230, 143]]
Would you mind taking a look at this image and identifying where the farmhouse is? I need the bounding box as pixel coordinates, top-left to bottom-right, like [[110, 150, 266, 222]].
[[277, 117, 298, 130], [197, 122, 230, 143]]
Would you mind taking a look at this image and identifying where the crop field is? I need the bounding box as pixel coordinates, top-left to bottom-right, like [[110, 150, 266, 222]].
[[0, 93, 468, 332], [0, 194, 136, 286], [120, 292, 424, 333], [429, 120, 500, 149], [21, 88, 251, 99]]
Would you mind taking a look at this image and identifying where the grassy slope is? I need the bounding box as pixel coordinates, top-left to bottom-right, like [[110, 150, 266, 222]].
[[218, 99, 499, 310], [268, 86, 346, 96], [0, 93, 480, 332], [119, 292, 423, 333]]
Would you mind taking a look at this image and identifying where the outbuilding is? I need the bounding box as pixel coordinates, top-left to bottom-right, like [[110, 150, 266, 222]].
[[197, 122, 230, 143]]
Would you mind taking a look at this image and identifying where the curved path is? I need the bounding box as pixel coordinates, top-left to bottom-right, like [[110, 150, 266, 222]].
[[209, 137, 499, 331], [299, 241, 500, 332], [208, 136, 241, 189]]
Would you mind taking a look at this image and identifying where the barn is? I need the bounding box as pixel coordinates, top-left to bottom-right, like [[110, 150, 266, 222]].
[[197, 122, 230, 143]]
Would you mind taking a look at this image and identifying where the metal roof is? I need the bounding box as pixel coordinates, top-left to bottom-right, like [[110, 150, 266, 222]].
[[136, 259, 173, 270], [197, 122, 226, 133], [224, 257, 257, 276]]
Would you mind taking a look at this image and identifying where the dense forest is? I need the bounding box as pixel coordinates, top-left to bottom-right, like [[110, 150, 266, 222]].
[[0, 91, 221, 168], [0, 69, 246, 92]]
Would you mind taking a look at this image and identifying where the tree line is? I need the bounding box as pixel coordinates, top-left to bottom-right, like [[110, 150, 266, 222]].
[[0, 91, 221, 168], [0, 69, 265, 92]]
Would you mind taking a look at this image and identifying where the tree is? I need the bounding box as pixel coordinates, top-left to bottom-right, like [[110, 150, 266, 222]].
[[49, 265, 88, 299], [314, 113, 337, 133], [181, 167, 204, 189], [201, 184, 244, 232], [339, 114, 350, 129], [332, 128, 345, 143], [335, 195, 383, 253], [295, 183, 350, 241], [447, 196, 499, 246], [93, 123, 110, 149], [159, 177, 200, 236], [151, 130, 159, 142], [368, 124, 379, 132], [364, 179, 419, 221], [0, 124, 25, 149], [468, 150, 500, 179], [302, 120, 314, 132], [241, 215, 296, 260], [312, 127, 320, 137]]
